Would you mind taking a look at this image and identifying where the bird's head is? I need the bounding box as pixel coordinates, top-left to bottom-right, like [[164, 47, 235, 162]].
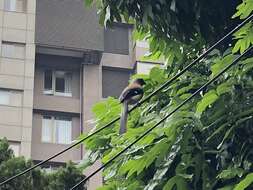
[[133, 78, 146, 86]]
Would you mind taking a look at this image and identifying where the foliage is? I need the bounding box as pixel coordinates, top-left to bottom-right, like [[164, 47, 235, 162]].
[[232, 0, 253, 54], [0, 138, 13, 164], [87, 0, 242, 65], [81, 0, 253, 190], [87, 0, 240, 43], [45, 162, 86, 190], [0, 138, 86, 190]]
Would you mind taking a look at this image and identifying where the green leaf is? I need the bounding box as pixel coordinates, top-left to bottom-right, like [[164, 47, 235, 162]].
[[163, 176, 188, 190], [232, 23, 253, 54], [196, 90, 218, 117], [217, 185, 234, 190], [122, 157, 147, 178], [84, 0, 93, 7], [206, 122, 229, 142], [234, 173, 253, 190], [78, 150, 100, 170], [232, 0, 253, 19], [216, 81, 233, 96], [97, 182, 118, 190], [217, 168, 245, 180], [211, 54, 235, 76], [217, 125, 236, 149], [120, 139, 169, 178], [149, 67, 166, 84], [241, 57, 253, 73]]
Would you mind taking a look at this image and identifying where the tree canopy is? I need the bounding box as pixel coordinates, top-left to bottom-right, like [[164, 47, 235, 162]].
[[0, 138, 86, 190], [81, 0, 253, 189]]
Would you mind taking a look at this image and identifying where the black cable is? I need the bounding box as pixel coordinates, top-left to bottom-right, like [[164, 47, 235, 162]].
[[0, 14, 252, 187], [70, 46, 253, 190]]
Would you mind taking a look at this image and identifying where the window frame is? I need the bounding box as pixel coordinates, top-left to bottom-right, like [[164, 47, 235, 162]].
[[4, 0, 26, 13], [43, 69, 72, 97], [1, 41, 26, 60], [41, 115, 72, 145]]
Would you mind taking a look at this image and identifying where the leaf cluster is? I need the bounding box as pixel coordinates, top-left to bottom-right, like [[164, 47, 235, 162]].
[[81, 1, 253, 190], [0, 138, 86, 190]]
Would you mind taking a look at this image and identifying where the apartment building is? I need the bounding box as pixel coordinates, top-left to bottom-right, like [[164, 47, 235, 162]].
[[0, 0, 135, 189], [0, 0, 162, 188], [0, 0, 35, 158]]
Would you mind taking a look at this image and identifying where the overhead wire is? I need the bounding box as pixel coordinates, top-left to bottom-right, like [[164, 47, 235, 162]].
[[70, 45, 253, 190], [0, 14, 252, 187]]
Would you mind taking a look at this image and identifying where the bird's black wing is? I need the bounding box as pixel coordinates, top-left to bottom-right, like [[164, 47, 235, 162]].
[[119, 87, 143, 103]]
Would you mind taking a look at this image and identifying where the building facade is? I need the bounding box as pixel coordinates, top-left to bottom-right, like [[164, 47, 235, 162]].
[[0, 0, 135, 189], [0, 0, 160, 189], [0, 0, 36, 159]]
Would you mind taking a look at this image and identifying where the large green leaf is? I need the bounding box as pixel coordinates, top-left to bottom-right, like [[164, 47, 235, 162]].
[[232, 23, 253, 54], [217, 168, 245, 180], [217, 185, 234, 190], [234, 173, 253, 190], [163, 176, 188, 190], [211, 54, 236, 76], [80, 1, 253, 190], [216, 81, 233, 96], [232, 0, 253, 19], [196, 90, 218, 117]]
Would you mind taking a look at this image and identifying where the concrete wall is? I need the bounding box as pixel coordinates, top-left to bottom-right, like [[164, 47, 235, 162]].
[[0, 0, 36, 158], [82, 63, 103, 190]]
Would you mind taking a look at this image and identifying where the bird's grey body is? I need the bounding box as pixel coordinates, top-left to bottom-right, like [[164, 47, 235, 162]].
[[119, 79, 145, 134]]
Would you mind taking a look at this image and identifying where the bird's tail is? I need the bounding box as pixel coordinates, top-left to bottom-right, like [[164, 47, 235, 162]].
[[119, 101, 128, 134]]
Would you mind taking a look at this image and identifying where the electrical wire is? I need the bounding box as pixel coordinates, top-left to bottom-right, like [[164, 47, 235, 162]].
[[0, 14, 252, 187], [70, 46, 253, 190]]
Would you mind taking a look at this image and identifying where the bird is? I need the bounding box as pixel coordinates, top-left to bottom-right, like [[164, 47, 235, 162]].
[[118, 78, 146, 134]]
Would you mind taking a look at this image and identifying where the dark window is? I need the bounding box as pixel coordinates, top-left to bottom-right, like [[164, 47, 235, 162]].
[[102, 67, 131, 98], [55, 77, 65, 93], [104, 24, 130, 55], [44, 70, 52, 90]]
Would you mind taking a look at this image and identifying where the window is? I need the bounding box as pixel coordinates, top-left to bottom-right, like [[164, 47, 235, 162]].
[[4, 0, 26, 12], [102, 67, 131, 98], [44, 70, 72, 97], [2, 42, 25, 59], [9, 142, 20, 157], [42, 116, 72, 145], [0, 90, 10, 105], [104, 24, 130, 55]]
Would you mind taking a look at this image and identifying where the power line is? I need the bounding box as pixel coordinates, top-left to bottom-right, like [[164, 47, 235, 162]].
[[70, 46, 253, 190], [0, 14, 252, 187]]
